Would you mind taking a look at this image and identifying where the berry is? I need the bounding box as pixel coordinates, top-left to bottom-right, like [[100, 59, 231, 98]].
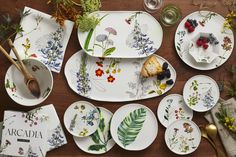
[[196, 39, 203, 47], [164, 69, 171, 78], [166, 79, 174, 85], [157, 73, 165, 80], [162, 62, 168, 70], [203, 44, 209, 49], [188, 26, 195, 33], [184, 21, 191, 28], [202, 37, 208, 44]]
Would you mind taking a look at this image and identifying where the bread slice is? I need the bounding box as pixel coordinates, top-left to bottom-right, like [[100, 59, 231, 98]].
[[141, 55, 162, 77]]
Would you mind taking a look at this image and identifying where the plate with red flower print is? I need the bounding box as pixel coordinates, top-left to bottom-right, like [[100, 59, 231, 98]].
[[165, 119, 201, 155], [64, 50, 176, 102], [157, 94, 193, 128], [175, 11, 234, 70]]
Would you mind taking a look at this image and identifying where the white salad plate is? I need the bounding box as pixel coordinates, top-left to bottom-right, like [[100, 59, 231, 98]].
[[64, 50, 176, 102], [110, 103, 158, 151], [183, 75, 220, 112], [64, 101, 100, 137], [10, 6, 74, 73], [165, 119, 201, 155], [157, 94, 193, 128], [73, 107, 115, 154], [175, 11, 234, 70], [77, 11, 163, 58]]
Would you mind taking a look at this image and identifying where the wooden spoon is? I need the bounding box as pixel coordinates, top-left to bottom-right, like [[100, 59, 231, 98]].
[[7, 39, 41, 98], [205, 124, 227, 157]]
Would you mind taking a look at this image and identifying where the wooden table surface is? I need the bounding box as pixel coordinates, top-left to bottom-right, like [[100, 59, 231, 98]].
[[0, 0, 235, 156]]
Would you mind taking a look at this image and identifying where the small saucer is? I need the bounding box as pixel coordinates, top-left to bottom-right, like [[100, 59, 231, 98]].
[[64, 101, 100, 137]]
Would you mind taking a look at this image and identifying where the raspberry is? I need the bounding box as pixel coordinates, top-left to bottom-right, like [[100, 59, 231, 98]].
[[203, 44, 209, 49], [196, 39, 203, 47], [188, 26, 195, 33], [202, 37, 208, 44], [184, 21, 191, 28]]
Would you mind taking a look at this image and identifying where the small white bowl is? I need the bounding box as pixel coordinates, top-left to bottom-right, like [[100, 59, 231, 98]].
[[5, 58, 53, 106], [189, 32, 220, 64]]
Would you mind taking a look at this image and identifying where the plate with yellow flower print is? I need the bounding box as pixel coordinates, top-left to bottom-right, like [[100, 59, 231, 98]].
[[64, 101, 100, 137], [64, 50, 176, 102], [157, 94, 193, 128], [165, 119, 201, 155]]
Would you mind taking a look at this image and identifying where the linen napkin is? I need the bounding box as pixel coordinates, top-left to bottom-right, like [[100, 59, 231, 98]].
[[205, 98, 236, 157]]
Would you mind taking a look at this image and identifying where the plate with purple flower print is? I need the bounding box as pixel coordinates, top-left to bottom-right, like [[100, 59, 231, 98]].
[[77, 11, 163, 58], [64, 101, 100, 137], [165, 119, 201, 155], [183, 75, 220, 112], [157, 94, 193, 128]]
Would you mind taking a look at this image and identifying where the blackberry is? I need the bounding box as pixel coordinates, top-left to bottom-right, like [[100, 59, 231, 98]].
[[157, 73, 165, 80], [166, 79, 174, 85], [162, 62, 168, 71]]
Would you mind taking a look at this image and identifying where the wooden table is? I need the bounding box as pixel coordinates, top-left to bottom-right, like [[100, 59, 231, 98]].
[[0, 0, 234, 156]]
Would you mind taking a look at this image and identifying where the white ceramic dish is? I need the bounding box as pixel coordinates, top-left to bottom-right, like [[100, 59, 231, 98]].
[[175, 11, 234, 70], [77, 11, 163, 58], [183, 75, 220, 112], [9, 6, 74, 73], [157, 94, 193, 128], [110, 103, 158, 151], [165, 119, 201, 155], [73, 107, 115, 154], [5, 58, 53, 106], [64, 101, 100, 137], [64, 50, 176, 102]]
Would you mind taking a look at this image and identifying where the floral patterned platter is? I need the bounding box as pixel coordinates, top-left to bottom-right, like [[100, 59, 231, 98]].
[[64, 101, 100, 137], [73, 107, 115, 154], [183, 75, 220, 112], [157, 94, 193, 128], [5, 58, 53, 106], [9, 6, 74, 73], [165, 119, 201, 155], [175, 11, 234, 70], [64, 50, 176, 102], [110, 103, 158, 150], [77, 11, 163, 58]]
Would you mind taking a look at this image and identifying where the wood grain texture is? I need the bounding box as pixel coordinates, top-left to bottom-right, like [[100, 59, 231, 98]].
[[0, 0, 235, 156]]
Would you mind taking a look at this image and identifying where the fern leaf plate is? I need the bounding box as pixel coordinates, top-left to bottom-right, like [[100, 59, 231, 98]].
[[110, 103, 158, 150]]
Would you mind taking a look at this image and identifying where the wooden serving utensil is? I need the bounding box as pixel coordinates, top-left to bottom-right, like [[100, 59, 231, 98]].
[[7, 39, 41, 98]]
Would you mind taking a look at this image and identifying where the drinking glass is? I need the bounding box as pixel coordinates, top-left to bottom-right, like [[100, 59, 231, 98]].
[[143, 0, 163, 13], [160, 4, 182, 27]]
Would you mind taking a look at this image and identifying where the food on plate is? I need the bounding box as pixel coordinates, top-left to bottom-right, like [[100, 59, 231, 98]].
[[185, 19, 198, 33], [196, 34, 219, 50], [141, 55, 163, 77], [166, 79, 174, 85], [157, 62, 172, 81]]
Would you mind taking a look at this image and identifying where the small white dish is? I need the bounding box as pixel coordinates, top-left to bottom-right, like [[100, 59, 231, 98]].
[[64, 101, 100, 137], [73, 107, 115, 154], [110, 103, 158, 151], [189, 32, 219, 64], [5, 58, 53, 106], [157, 94, 193, 128], [183, 75, 220, 112], [165, 119, 201, 155]]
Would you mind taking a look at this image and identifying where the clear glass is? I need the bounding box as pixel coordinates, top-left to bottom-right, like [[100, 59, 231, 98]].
[[160, 4, 182, 27], [143, 0, 163, 13]]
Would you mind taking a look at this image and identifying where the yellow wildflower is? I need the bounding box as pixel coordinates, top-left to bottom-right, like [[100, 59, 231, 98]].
[[225, 117, 230, 123], [112, 69, 116, 74], [230, 117, 235, 123]]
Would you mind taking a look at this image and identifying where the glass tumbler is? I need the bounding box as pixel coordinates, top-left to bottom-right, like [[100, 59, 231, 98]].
[[143, 0, 163, 13], [160, 4, 182, 27]]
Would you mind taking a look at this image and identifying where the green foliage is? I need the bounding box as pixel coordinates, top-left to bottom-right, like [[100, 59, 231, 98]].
[[76, 14, 99, 32], [102, 47, 116, 57], [117, 108, 146, 147], [227, 78, 236, 97], [80, 0, 101, 13], [88, 144, 105, 151]]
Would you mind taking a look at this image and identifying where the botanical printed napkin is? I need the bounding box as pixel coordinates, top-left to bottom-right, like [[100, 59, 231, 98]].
[[10, 6, 74, 73], [205, 98, 236, 157]]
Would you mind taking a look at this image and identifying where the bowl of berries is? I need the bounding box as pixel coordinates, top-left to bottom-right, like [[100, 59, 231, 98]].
[[189, 32, 220, 64]]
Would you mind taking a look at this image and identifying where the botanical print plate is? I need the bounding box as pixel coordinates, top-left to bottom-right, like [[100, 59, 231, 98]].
[[28, 104, 67, 151], [64, 50, 176, 102], [110, 103, 158, 150], [9, 6, 74, 73], [5, 58, 53, 106], [73, 107, 115, 154], [77, 11, 163, 58], [157, 94, 193, 128], [183, 75, 220, 112], [175, 11, 234, 70], [165, 119, 201, 155], [64, 101, 100, 137]]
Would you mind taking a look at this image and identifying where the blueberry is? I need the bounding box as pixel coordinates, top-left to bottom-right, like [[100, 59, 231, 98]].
[[166, 79, 174, 85], [164, 69, 171, 78], [187, 19, 191, 23], [157, 73, 165, 80], [162, 62, 168, 70]]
